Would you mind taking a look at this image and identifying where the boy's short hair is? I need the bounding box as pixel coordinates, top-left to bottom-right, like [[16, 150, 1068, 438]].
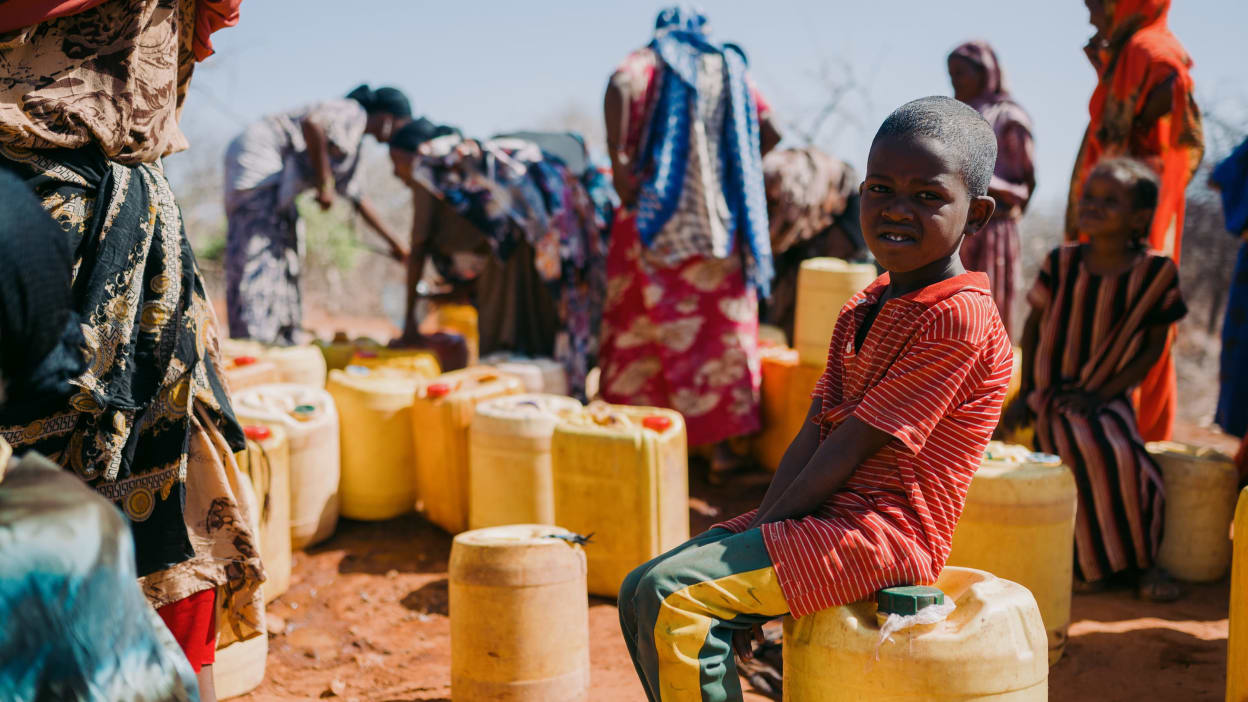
[[1089, 157, 1160, 212], [872, 96, 998, 198]]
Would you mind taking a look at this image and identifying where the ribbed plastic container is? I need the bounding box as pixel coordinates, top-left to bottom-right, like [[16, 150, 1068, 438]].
[[946, 442, 1076, 664], [436, 303, 480, 365], [224, 356, 282, 394], [792, 258, 878, 366], [220, 339, 327, 387], [325, 367, 428, 521], [1148, 441, 1238, 582], [237, 424, 292, 603], [233, 384, 340, 548], [1229, 487, 1248, 702], [481, 354, 570, 396], [349, 348, 441, 378], [450, 524, 589, 702], [213, 626, 267, 700], [753, 345, 802, 472], [783, 566, 1048, 701], [551, 403, 688, 597], [412, 368, 525, 534], [469, 394, 583, 530]]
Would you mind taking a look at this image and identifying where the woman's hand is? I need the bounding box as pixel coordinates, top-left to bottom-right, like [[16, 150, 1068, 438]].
[[732, 624, 765, 661], [998, 397, 1034, 435]]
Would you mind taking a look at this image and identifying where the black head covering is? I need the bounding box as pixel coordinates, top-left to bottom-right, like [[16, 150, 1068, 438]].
[[0, 170, 86, 413], [390, 117, 460, 153], [346, 84, 413, 119]]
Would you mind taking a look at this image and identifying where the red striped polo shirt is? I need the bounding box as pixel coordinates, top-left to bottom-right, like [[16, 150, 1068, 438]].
[[715, 271, 1013, 617]]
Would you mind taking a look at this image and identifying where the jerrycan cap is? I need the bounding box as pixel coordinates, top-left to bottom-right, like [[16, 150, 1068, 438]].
[[427, 382, 453, 399], [877, 585, 945, 616], [291, 404, 317, 421], [345, 365, 371, 376], [233, 355, 258, 367], [243, 425, 272, 441], [642, 415, 673, 432], [356, 350, 379, 359]]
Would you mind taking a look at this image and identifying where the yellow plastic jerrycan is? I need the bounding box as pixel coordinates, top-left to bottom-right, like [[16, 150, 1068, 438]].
[[349, 347, 441, 378], [551, 403, 689, 598], [482, 353, 571, 396], [1229, 487, 1248, 702], [946, 441, 1077, 664], [1148, 441, 1238, 582], [213, 444, 268, 700], [450, 525, 589, 702], [783, 566, 1048, 701], [326, 366, 428, 521], [753, 344, 801, 472], [435, 303, 480, 364], [237, 424, 292, 603], [263, 344, 327, 387], [469, 394, 584, 530], [412, 367, 524, 534], [223, 354, 282, 394], [315, 332, 376, 372], [234, 384, 340, 548], [793, 258, 878, 366]]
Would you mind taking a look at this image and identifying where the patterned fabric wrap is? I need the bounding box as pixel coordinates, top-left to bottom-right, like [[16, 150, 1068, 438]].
[[412, 134, 609, 398], [0, 0, 230, 165], [634, 5, 771, 296], [599, 213, 761, 447], [0, 145, 246, 577], [0, 448, 200, 702]]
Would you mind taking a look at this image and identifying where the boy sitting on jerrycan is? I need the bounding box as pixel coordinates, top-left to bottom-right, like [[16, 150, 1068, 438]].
[[619, 96, 1014, 701]]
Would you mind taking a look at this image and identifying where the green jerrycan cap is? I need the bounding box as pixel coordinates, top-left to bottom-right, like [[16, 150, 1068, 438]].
[[877, 585, 945, 616]]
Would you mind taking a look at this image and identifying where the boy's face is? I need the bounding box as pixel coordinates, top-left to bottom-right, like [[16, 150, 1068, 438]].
[[860, 134, 993, 274], [1077, 170, 1150, 243]]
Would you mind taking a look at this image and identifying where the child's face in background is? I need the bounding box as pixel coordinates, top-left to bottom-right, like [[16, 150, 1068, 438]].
[[860, 134, 991, 274], [1077, 170, 1151, 245], [948, 56, 986, 103]]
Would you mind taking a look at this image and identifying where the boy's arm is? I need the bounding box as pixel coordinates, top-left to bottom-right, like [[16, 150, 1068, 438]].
[[749, 416, 893, 527], [748, 398, 823, 524]]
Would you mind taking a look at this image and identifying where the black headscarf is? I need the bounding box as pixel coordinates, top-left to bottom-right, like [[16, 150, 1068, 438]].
[[0, 170, 86, 416], [346, 84, 412, 119], [390, 117, 460, 153]]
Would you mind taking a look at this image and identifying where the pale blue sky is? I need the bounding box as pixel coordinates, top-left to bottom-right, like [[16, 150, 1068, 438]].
[[178, 1, 1248, 208]]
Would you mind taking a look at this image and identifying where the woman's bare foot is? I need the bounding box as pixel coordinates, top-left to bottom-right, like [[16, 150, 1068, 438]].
[[1073, 577, 1109, 594], [1137, 567, 1182, 602]]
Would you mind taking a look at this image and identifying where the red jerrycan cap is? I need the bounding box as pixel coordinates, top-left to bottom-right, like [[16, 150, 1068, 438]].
[[356, 350, 379, 359], [642, 415, 672, 432], [426, 382, 453, 399], [243, 425, 272, 441], [233, 355, 258, 367]]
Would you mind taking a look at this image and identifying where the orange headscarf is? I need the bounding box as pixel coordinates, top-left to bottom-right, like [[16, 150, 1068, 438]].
[[1066, 0, 1204, 261]]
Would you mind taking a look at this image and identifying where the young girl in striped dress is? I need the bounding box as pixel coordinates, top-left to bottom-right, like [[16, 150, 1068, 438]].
[[1008, 157, 1187, 601]]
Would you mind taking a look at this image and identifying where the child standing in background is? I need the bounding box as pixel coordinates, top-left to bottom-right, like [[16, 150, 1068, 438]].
[[1008, 157, 1187, 601]]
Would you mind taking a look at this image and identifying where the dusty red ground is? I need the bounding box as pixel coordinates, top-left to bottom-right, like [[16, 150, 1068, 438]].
[[236, 432, 1236, 702]]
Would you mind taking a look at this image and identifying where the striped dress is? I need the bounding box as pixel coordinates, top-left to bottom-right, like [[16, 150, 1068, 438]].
[[716, 272, 1012, 616], [1026, 244, 1187, 582]]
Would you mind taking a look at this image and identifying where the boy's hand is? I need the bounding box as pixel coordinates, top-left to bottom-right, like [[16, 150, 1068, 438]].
[[732, 624, 765, 661]]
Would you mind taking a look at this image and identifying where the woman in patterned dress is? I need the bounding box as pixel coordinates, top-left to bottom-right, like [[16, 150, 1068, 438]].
[[600, 5, 781, 477], [948, 40, 1035, 338], [224, 84, 413, 344], [0, 2, 261, 697]]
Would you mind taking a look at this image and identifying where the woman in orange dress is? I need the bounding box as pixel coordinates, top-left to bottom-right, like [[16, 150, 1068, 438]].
[[1066, 0, 1204, 441]]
